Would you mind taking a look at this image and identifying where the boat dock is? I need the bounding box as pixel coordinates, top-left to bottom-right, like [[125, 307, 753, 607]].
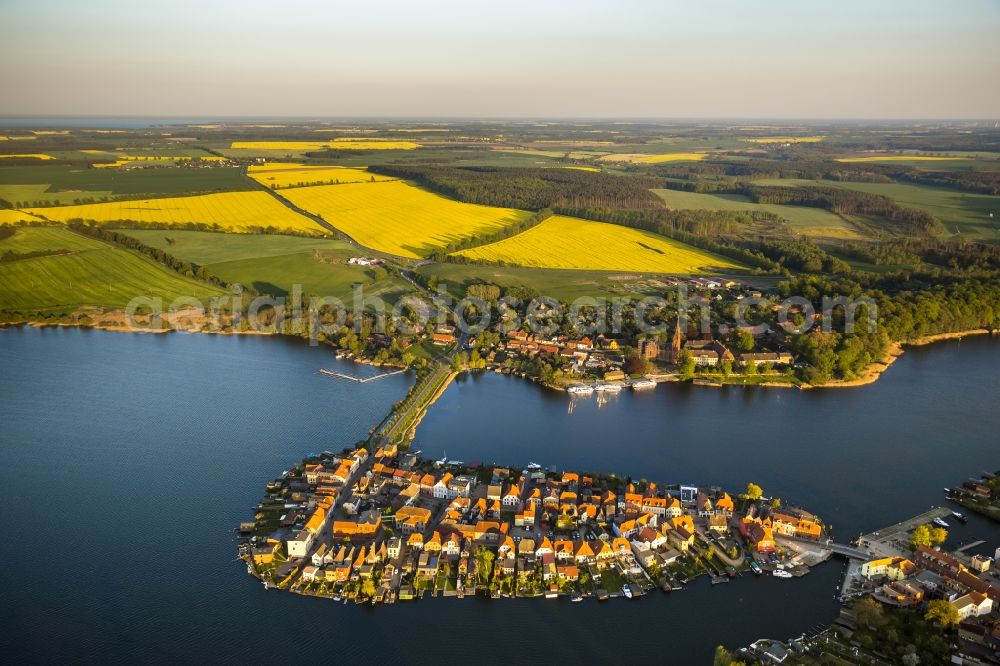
[[319, 368, 407, 383]]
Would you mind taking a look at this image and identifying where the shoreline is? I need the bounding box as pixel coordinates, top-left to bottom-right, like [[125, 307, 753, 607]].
[[241, 446, 830, 606], [810, 328, 995, 389], [2, 319, 995, 391]]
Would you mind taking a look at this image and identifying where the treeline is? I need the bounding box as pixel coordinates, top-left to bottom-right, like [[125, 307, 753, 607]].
[[0, 248, 71, 263], [893, 169, 1000, 196], [366, 165, 665, 210], [738, 185, 942, 235], [58, 217, 325, 238], [843, 238, 1000, 271], [779, 272, 1000, 383], [427, 208, 553, 259], [752, 239, 851, 274]]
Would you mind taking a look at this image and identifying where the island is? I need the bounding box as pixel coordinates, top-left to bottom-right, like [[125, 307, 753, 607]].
[[238, 443, 830, 604]]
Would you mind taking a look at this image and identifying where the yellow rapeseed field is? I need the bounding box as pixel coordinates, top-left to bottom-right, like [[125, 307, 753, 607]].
[[0, 210, 44, 224], [454, 215, 742, 274], [278, 180, 532, 258], [247, 163, 395, 188], [230, 139, 420, 151], [836, 156, 963, 163], [743, 136, 825, 143], [560, 165, 601, 172], [24, 191, 325, 234], [0, 153, 54, 160], [598, 152, 707, 164], [0, 135, 37, 141]]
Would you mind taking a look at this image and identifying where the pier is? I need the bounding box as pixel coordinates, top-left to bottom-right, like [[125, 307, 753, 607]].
[[319, 368, 407, 383]]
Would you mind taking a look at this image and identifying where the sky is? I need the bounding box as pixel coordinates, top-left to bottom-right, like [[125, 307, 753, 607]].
[[1, 0, 998, 119]]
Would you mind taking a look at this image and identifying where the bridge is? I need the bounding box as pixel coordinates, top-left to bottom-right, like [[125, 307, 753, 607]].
[[827, 542, 873, 560]]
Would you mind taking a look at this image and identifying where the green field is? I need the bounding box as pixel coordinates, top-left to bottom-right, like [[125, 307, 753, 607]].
[[416, 262, 704, 302], [0, 165, 253, 203], [651, 188, 863, 240], [121, 230, 413, 302], [0, 227, 225, 312], [751, 178, 1000, 241]]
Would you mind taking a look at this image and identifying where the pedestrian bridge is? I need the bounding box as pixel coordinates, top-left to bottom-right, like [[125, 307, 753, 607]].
[[828, 542, 872, 560]]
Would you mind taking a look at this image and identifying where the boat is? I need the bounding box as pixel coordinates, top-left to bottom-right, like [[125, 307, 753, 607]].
[[526, 462, 541, 470], [631, 379, 656, 390], [567, 385, 594, 396], [622, 584, 633, 599], [772, 569, 793, 579], [951, 511, 967, 523], [748, 559, 762, 575], [571, 593, 583, 603], [596, 588, 610, 601], [596, 382, 623, 393], [933, 517, 950, 528]]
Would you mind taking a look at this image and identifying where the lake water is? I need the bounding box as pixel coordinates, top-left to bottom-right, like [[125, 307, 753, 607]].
[[1, 327, 997, 664]]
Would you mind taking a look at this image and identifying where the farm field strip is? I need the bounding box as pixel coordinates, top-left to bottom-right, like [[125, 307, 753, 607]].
[[453, 214, 743, 273], [247, 163, 394, 188], [21, 191, 326, 235], [277, 180, 532, 258], [652, 188, 863, 240], [229, 140, 421, 151], [749, 178, 1000, 237], [0, 154, 54, 160], [598, 152, 707, 164]]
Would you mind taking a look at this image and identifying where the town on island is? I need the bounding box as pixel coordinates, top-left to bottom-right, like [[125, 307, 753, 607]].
[[237, 440, 1000, 640], [239, 443, 827, 603]]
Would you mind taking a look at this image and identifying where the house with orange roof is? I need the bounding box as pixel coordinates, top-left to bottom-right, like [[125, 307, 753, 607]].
[[407, 532, 424, 550], [574, 540, 596, 564], [562, 471, 579, 485], [554, 540, 575, 562], [442, 533, 463, 557], [715, 492, 735, 516], [557, 564, 580, 582], [796, 518, 822, 540], [611, 537, 632, 557], [503, 484, 522, 508], [536, 537, 554, 557], [663, 496, 682, 518], [304, 463, 324, 484], [251, 540, 280, 566], [423, 531, 442, 554], [641, 496, 667, 516]]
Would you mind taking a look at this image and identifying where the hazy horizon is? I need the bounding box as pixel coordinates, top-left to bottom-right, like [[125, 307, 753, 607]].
[[1, 0, 998, 119]]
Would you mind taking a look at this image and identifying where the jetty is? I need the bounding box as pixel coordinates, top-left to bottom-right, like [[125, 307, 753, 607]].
[[320, 368, 407, 383]]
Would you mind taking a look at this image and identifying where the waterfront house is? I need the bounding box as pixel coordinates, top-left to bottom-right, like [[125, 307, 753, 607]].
[[251, 540, 280, 566], [301, 565, 319, 582], [311, 543, 328, 567], [861, 557, 917, 581], [286, 528, 313, 559], [417, 552, 439, 580]]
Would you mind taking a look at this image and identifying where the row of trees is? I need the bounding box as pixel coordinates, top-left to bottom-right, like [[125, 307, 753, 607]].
[[366, 164, 665, 210]]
